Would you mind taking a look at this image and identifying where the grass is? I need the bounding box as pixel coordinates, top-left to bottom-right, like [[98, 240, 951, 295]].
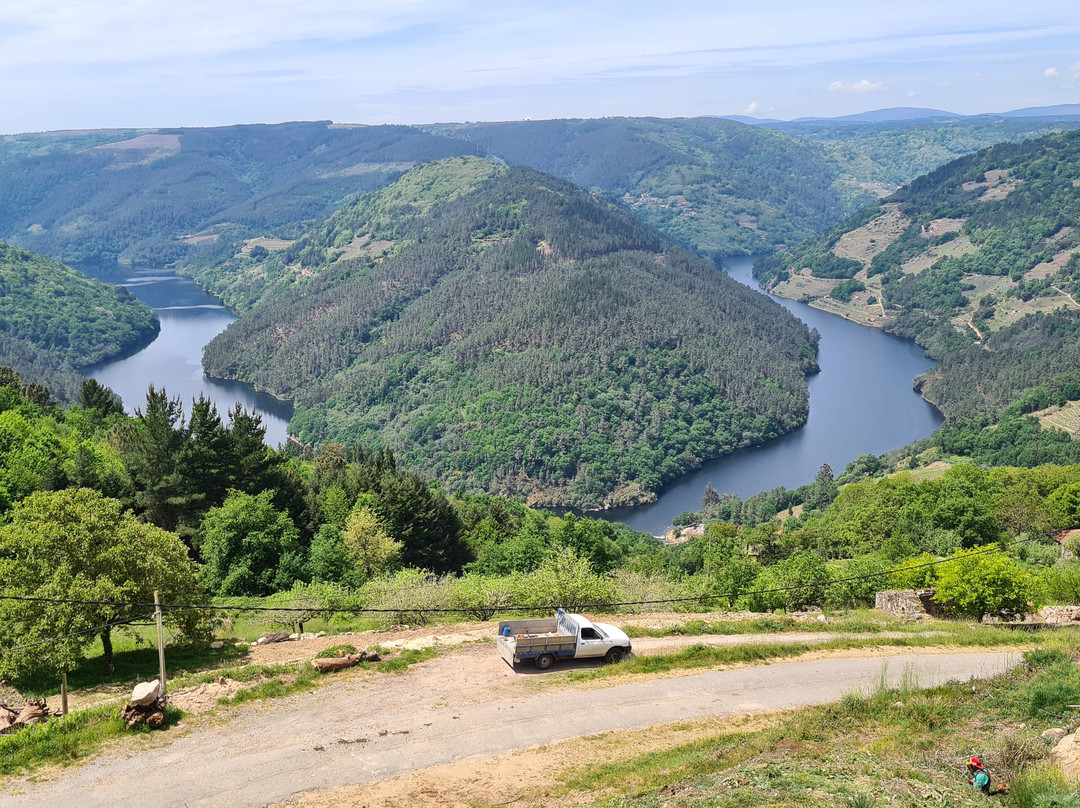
[[551, 641, 1080, 808], [0, 703, 184, 778], [0, 643, 442, 778], [571, 623, 1038, 683]]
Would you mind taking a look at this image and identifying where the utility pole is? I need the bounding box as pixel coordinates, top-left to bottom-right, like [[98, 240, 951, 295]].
[[154, 590, 167, 708]]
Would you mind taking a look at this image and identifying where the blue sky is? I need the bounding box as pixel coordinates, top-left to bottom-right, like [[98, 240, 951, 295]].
[[1, 1, 1077, 132]]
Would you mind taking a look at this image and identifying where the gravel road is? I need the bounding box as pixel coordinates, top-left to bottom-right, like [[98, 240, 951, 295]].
[[0, 645, 1021, 808]]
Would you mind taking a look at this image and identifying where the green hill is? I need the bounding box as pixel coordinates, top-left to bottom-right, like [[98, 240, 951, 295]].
[[757, 130, 1080, 466], [0, 123, 474, 265], [0, 241, 159, 403], [201, 157, 819, 508], [426, 117, 848, 257]]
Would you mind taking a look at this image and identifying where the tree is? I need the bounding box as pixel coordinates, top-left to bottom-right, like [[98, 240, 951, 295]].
[[78, 378, 124, 418], [933, 545, 1032, 620], [199, 489, 304, 596], [342, 505, 402, 581], [702, 482, 721, 519], [117, 386, 189, 530], [0, 488, 206, 680], [805, 463, 838, 511]]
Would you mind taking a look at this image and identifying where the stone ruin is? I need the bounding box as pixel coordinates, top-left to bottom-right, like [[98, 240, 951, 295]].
[[875, 589, 944, 618]]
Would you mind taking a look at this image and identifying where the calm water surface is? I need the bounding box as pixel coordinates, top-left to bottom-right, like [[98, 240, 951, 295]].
[[604, 256, 943, 535], [81, 264, 292, 447], [81, 259, 941, 532]]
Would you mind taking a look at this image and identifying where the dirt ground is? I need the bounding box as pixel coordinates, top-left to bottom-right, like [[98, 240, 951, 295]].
[[0, 612, 1025, 808]]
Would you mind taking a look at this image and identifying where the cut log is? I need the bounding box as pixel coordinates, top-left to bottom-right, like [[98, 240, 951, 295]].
[[311, 654, 363, 673], [121, 696, 166, 730]]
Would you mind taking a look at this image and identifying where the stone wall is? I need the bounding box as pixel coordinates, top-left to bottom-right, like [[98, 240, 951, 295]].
[[875, 589, 944, 617]]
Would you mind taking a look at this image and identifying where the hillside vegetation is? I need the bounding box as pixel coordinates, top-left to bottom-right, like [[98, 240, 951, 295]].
[[0, 242, 159, 404], [0, 122, 473, 265], [200, 157, 819, 508], [427, 116, 848, 257]]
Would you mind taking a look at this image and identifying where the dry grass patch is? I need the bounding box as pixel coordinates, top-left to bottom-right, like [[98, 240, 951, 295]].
[[832, 204, 907, 267]]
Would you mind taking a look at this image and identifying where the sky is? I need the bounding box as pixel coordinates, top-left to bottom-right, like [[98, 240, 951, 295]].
[[0, 1, 1078, 133]]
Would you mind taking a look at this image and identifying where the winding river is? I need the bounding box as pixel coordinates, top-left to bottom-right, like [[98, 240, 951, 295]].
[[81, 257, 942, 535], [81, 264, 293, 448]]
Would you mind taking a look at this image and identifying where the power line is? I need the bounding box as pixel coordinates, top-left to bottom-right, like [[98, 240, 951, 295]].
[[0, 536, 1041, 617], [1, 613, 155, 656]]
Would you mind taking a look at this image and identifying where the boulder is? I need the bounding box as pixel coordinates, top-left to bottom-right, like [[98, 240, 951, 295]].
[[875, 589, 944, 617], [131, 680, 161, 706], [1051, 732, 1080, 783], [210, 640, 224, 650], [1042, 728, 1068, 742]]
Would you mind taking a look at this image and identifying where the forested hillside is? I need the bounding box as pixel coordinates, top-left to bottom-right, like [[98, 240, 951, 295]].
[[0, 242, 159, 404], [201, 157, 819, 508], [426, 117, 848, 257], [0, 123, 473, 265], [757, 129, 1080, 470], [769, 116, 1080, 199]]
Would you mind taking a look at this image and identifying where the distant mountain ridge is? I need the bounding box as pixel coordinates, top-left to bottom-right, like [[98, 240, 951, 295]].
[[726, 103, 1080, 126]]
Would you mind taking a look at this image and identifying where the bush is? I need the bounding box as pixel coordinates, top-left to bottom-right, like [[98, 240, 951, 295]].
[[933, 546, 1032, 619]]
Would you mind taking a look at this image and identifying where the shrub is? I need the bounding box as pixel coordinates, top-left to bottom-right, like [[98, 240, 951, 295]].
[[933, 546, 1032, 619]]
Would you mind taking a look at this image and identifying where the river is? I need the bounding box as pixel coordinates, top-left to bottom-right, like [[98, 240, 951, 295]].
[[81, 257, 942, 535], [603, 256, 943, 533], [81, 264, 293, 448]]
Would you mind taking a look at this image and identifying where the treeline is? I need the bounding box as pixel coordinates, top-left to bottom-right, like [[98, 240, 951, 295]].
[[202, 158, 819, 508]]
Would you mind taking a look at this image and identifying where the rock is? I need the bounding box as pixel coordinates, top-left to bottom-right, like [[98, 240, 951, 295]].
[[816, 615, 827, 623], [316, 631, 327, 638], [875, 589, 944, 618], [1043, 728, 1068, 742], [131, 680, 161, 706], [289, 633, 299, 640], [300, 632, 316, 641], [1039, 605, 1080, 625], [210, 640, 224, 650], [1051, 732, 1080, 783], [258, 632, 291, 644]]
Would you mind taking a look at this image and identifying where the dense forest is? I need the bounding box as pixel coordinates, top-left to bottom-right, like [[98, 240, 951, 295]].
[[425, 117, 850, 256], [0, 241, 159, 405], [200, 157, 819, 508]]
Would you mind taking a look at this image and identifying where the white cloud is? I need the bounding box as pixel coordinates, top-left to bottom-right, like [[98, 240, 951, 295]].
[[907, 90, 917, 98], [1045, 67, 1061, 78], [740, 101, 759, 115], [1071, 62, 1080, 78], [828, 79, 887, 93]]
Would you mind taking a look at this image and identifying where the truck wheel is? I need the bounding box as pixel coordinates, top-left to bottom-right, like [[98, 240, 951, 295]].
[[604, 648, 626, 665], [534, 654, 554, 670]]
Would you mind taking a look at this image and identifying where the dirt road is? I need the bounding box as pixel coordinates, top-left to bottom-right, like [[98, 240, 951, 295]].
[[0, 643, 1020, 808]]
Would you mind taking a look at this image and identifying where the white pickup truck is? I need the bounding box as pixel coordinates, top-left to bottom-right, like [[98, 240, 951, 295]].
[[497, 609, 632, 670]]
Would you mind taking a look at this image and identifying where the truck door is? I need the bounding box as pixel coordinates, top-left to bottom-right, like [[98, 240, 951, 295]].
[[576, 626, 610, 658]]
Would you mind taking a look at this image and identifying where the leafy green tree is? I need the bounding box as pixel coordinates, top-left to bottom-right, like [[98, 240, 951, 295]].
[[306, 524, 353, 585], [373, 470, 467, 572], [702, 522, 758, 607], [933, 546, 1032, 620], [0, 488, 206, 679], [748, 550, 830, 612], [552, 513, 623, 572], [200, 489, 304, 596], [805, 463, 838, 511], [342, 505, 402, 581], [521, 547, 616, 612], [117, 385, 189, 530]]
